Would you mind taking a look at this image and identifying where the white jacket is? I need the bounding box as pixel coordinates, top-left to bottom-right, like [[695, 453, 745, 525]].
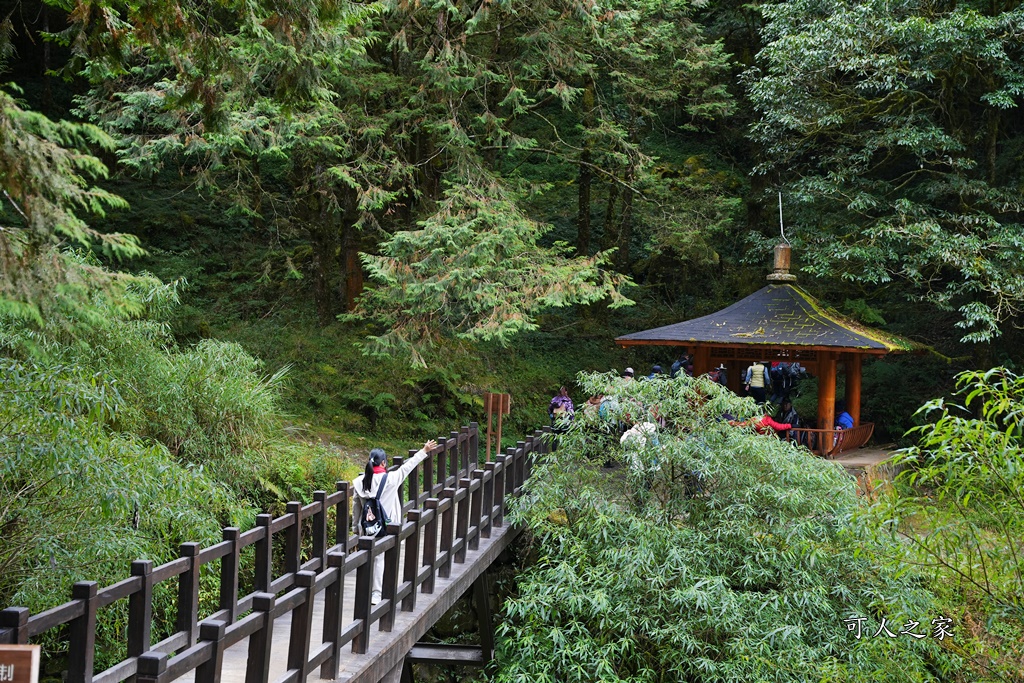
[[620, 422, 661, 474], [351, 447, 431, 534]]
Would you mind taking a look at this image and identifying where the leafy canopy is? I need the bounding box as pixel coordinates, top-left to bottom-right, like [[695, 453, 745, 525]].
[[748, 0, 1024, 342], [0, 88, 144, 323]]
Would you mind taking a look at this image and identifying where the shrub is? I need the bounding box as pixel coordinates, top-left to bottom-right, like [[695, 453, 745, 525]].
[[869, 368, 1024, 680], [496, 372, 960, 682]]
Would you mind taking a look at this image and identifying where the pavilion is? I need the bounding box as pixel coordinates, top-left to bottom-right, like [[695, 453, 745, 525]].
[[614, 245, 920, 456]]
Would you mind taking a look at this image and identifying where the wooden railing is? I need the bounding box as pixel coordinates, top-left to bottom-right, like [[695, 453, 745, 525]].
[[786, 422, 874, 458], [0, 422, 551, 683]]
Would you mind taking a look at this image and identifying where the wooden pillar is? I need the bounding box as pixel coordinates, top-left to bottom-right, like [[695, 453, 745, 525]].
[[817, 351, 836, 431], [693, 347, 711, 377], [726, 360, 743, 395], [845, 353, 862, 426]]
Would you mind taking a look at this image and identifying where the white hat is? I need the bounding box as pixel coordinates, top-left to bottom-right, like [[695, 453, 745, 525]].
[[624, 367, 634, 376]]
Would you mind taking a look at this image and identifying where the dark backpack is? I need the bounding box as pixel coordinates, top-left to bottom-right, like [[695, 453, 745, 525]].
[[360, 472, 390, 537]]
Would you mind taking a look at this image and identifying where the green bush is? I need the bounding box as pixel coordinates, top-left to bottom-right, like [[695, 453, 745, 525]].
[[0, 278, 358, 670], [496, 373, 960, 682], [868, 368, 1024, 680]]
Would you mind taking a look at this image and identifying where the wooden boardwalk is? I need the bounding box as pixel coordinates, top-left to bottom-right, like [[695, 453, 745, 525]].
[[0, 423, 548, 683], [177, 522, 517, 683]]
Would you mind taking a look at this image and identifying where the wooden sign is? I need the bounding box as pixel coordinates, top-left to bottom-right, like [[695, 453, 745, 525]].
[[0, 645, 40, 683], [484, 392, 512, 461], [484, 393, 510, 415]]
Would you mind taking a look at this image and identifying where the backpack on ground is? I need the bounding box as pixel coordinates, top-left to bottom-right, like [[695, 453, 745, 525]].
[[360, 472, 390, 537]]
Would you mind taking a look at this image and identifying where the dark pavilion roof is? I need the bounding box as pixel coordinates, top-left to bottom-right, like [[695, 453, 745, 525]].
[[616, 283, 917, 353]]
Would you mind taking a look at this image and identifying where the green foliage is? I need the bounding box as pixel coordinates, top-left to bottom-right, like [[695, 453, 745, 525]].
[[0, 88, 144, 323], [869, 368, 1024, 679], [355, 179, 633, 364], [496, 373, 960, 682], [748, 0, 1024, 342], [0, 353, 250, 668], [0, 273, 360, 668], [66, 0, 737, 360]]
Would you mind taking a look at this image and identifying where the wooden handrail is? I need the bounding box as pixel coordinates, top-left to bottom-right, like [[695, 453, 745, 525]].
[[0, 420, 554, 683], [786, 422, 874, 458]]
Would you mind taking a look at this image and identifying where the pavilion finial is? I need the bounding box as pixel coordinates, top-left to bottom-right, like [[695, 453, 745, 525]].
[[767, 244, 797, 282]]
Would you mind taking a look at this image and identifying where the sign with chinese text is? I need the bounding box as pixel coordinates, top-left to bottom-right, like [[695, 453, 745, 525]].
[[0, 645, 40, 683]]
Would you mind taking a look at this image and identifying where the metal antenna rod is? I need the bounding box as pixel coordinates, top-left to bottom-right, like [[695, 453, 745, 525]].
[[778, 191, 789, 244]]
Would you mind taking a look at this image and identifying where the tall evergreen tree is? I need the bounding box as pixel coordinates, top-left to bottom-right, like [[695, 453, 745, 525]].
[[748, 0, 1024, 341]]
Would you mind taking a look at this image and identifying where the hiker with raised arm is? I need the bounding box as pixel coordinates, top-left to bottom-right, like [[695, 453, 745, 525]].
[[352, 438, 438, 604]]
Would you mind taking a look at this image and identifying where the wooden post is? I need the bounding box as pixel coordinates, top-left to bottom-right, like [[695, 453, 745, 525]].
[[845, 353, 862, 426], [454, 481, 470, 564], [469, 421, 480, 469], [726, 360, 743, 395], [285, 502, 302, 575], [407, 449, 420, 510], [380, 528, 401, 632], [136, 652, 166, 683], [496, 408, 503, 459], [352, 537, 376, 654], [436, 438, 446, 489], [460, 425, 470, 473], [67, 581, 98, 683], [128, 560, 154, 659], [392, 456, 405, 511], [423, 445, 435, 498], [485, 394, 494, 461], [402, 511, 422, 612], [246, 594, 276, 683], [515, 441, 527, 493], [469, 470, 484, 551], [286, 571, 316, 681], [449, 432, 460, 483], [817, 351, 837, 446], [503, 449, 515, 506], [254, 514, 273, 591], [177, 543, 201, 646], [0, 607, 29, 644], [312, 491, 327, 570], [322, 556, 345, 680], [439, 489, 456, 578], [482, 463, 496, 538], [492, 458, 506, 528], [218, 529, 240, 624], [694, 346, 711, 377], [335, 482, 350, 551], [195, 621, 227, 683], [422, 500, 439, 594], [474, 574, 495, 663]]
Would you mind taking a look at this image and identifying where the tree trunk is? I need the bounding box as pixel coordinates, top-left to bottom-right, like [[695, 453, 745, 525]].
[[576, 77, 596, 256], [42, 6, 52, 114], [616, 178, 634, 272], [577, 149, 592, 255], [310, 225, 338, 325], [747, 170, 767, 232], [338, 196, 364, 312], [986, 110, 999, 185], [305, 192, 339, 325], [600, 181, 620, 251]]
